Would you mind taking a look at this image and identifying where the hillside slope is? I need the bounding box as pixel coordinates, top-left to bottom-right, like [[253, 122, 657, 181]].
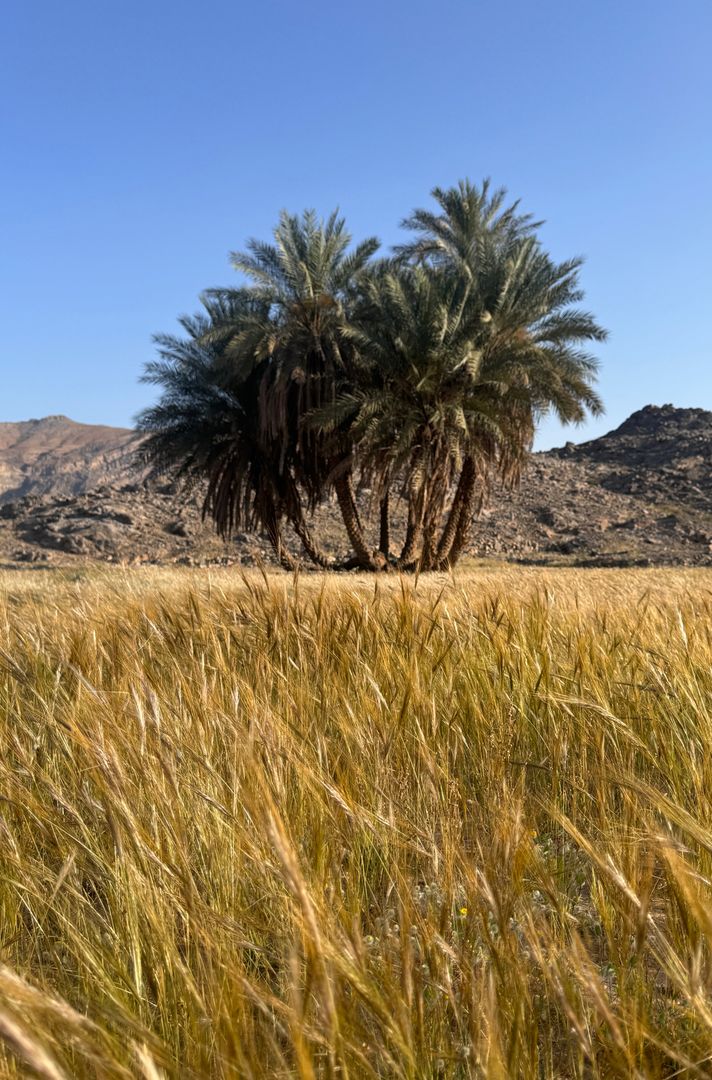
[[472, 405, 712, 565], [0, 406, 710, 568], [0, 416, 143, 503]]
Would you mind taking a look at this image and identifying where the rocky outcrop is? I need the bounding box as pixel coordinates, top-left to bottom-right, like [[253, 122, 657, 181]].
[[554, 405, 712, 511], [0, 407, 710, 569], [465, 405, 712, 566]]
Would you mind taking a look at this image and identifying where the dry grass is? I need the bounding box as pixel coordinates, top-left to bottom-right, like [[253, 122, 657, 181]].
[[1, 566, 712, 1077]]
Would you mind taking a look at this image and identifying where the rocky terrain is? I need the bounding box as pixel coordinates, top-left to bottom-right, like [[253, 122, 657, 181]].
[[0, 405, 710, 569], [0, 416, 143, 502]]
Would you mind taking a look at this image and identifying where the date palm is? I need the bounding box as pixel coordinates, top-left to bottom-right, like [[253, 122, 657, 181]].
[[395, 177, 540, 272], [139, 211, 382, 568], [137, 292, 324, 568], [139, 182, 606, 572], [203, 209, 381, 566], [335, 182, 606, 569]]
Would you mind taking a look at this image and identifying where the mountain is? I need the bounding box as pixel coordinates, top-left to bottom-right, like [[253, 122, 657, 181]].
[[468, 404, 712, 565], [556, 404, 712, 510], [0, 407, 710, 568], [0, 416, 143, 503]]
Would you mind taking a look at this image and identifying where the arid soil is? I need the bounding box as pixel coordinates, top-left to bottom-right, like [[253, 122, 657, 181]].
[[1, 405, 710, 569]]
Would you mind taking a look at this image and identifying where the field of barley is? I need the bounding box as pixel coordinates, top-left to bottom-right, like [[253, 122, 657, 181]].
[[1, 566, 712, 1078]]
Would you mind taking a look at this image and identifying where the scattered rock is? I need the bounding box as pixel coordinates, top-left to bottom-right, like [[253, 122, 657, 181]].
[[166, 520, 189, 537]]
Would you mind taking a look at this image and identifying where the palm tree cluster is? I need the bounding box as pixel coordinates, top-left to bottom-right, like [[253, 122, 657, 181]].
[[138, 180, 606, 570]]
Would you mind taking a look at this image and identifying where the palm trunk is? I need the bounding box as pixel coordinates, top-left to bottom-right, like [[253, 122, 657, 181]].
[[419, 530, 437, 572], [378, 490, 391, 557], [266, 522, 298, 571], [443, 507, 475, 568], [419, 494, 444, 571], [398, 498, 423, 569], [335, 475, 375, 569], [292, 514, 333, 569], [435, 460, 478, 570], [434, 457, 476, 566], [253, 486, 297, 571]]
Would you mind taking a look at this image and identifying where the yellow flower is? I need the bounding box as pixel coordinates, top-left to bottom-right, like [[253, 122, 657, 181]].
[[459, 906, 468, 917]]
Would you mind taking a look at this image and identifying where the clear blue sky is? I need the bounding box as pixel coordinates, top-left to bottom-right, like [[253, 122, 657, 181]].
[[2, 0, 710, 449]]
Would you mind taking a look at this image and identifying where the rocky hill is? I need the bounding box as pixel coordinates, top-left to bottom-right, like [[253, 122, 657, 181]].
[[556, 405, 712, 509], [0, 416, 143, 503], [472, 405, 712, 566], [0, 406, 710, 569]]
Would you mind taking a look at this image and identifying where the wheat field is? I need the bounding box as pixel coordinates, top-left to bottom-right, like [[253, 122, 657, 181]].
[[1, 566, 711, 1078]]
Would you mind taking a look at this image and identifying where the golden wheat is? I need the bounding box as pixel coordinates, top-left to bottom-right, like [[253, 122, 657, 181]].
[[0, 566, 711, 1077]]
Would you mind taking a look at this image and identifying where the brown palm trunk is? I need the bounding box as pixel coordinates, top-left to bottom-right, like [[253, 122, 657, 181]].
[[409, 470, 445, 571], [419, 529, 437, 572], [419, 491, 446, 571], [435, 457, 476, 567], [444, 507, 476, 568], [335, 475, 375, 568], [292, 514, 333, 569], [378, 490, 391, 557], [266, 522, 298, 571], [435, 460, 478, 570], [398, 498, 423, 568], [256, 487, 298, 571]]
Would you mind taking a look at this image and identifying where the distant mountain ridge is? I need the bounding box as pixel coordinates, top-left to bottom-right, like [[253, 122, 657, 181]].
[[0, 406, 710, 568], [0, 415, 144, 504]]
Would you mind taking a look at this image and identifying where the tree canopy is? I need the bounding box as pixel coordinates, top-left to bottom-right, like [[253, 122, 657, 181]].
[[138, 180, 606, 570]]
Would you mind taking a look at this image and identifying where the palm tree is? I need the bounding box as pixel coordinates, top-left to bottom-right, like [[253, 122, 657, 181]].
[[137, 294, 296, 568], [139, 211, 383, 569], [203, 209, 381, 567], [320, 263, 503, 569], [394, 177, 540, 270], [138, 183, 606, 572], [327, 182, 606, 569]]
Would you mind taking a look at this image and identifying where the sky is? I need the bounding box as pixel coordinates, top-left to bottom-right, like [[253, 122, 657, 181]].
[[1, 0, 711, 450]]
